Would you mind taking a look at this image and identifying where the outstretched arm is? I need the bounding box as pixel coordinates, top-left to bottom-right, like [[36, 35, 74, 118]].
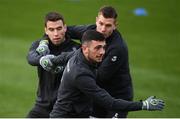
[[75, 73, 164, 111]]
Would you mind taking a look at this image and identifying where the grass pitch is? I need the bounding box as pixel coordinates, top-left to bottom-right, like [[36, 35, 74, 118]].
[[0, 0, 179, 117]]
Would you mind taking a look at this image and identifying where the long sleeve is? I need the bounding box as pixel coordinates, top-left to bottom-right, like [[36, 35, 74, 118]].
[[27, 41, 42, 66], [52, 50, 77, 65], [67, 24, 96, 40], [75, 73, 142, 111]]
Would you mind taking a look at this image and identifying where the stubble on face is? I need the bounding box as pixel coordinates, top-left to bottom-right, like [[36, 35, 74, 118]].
[[86, 40, 106, 63]]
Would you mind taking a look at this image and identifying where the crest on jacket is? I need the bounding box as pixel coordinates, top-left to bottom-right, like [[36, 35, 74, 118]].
[[111, 56, 117, 62]]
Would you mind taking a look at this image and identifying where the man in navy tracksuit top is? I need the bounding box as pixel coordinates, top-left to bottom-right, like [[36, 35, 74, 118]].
[[66, 6, 133, 117], [26, 12, 80, 117], [49, 30, 164, 118]]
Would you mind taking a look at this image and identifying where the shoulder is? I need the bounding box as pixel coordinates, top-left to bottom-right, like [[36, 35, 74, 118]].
[[30, 39, 41, 47], [63, 35, 81, 50], [106, 30, 129, 56], [110, 30, 128, 48], [68, 56, 94, 78], [111, 30, 126, 44], [69, 40, 81, 47], [67, 40, 80, 51], [68, 24, 96, 30], [86, 24, 96, 30], [73, 66, 95, 85]]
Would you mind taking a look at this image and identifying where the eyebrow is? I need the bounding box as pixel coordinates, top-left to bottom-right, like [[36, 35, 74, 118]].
[[94, 44, 106, 49], [48, 26, 62, 29]]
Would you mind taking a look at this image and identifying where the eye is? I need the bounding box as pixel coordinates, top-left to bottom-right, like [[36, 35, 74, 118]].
[[57, 27, 62, 31], [103, 45, 106, 50], [99, 21, 103, 26], [95, 45, 104, 51], [105, 24, 112, 28], [95, 46, 101, 50], [49, 28, 54, 32]]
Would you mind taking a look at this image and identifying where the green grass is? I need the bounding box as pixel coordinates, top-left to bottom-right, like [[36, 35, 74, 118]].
[[0, 0, 179, 117]]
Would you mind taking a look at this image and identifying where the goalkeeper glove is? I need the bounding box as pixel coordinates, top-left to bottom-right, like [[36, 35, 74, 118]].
[[142, 96, 165, 111], [39, 55, 55, 72], [36, 40, 50, 55]]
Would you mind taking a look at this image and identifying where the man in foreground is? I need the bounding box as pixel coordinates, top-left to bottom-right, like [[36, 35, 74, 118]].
[[49, 30, 164, 118]]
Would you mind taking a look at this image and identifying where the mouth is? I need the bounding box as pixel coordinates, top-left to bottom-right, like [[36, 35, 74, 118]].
[[53, 38, 60, 41]]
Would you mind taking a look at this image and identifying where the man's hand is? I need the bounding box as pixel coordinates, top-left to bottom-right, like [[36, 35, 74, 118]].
[[36, 40, 50, 55], [39, 55, 64, 73], [39, 55, 55, 71], [142, 96, 165, 111]]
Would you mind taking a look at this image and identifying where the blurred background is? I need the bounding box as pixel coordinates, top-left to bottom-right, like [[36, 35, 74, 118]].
[[0, 0, 179, 117]]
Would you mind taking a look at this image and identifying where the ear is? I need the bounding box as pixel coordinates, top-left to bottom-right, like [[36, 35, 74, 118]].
[[82, 44, 87, 51], [96, 16, 98, 22], [64, 24, 67, 32], [95, 16, 99, 24], [44, 27, 48, 34], [82, 44, 89, 56]]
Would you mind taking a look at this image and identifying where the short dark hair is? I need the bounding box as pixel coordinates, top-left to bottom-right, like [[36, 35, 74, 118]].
[[81, 30, 105, 44], [99, 6, 117, 19], [44, 12, 65, 27]]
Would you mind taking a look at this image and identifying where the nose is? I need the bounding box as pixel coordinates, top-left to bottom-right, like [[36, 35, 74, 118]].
[[100, 47, 105, 55], [54, 29, 58, 36], [101, 26, 106, 32]]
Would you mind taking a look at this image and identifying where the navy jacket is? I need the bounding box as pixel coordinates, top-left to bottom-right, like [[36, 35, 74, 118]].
[[50, 49, 142, 118], [67, 25, 133, 100]]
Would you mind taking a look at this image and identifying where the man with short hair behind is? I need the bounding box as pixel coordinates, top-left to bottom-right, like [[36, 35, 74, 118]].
[[26, 12, 80, 117], [49, 30, 164, 118]]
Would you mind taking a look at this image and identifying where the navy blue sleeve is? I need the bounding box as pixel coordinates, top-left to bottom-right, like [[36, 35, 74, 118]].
[[67, 24, 96, 40], [27, 40, 42, 66], [52, 50, 76, 65], [75, 72, 142, 111]]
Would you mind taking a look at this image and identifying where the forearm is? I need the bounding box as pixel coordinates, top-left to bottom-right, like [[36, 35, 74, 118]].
[[111, 99, 142, 111], [52, 51, 76, 65], [67, 24, 96, 40]]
